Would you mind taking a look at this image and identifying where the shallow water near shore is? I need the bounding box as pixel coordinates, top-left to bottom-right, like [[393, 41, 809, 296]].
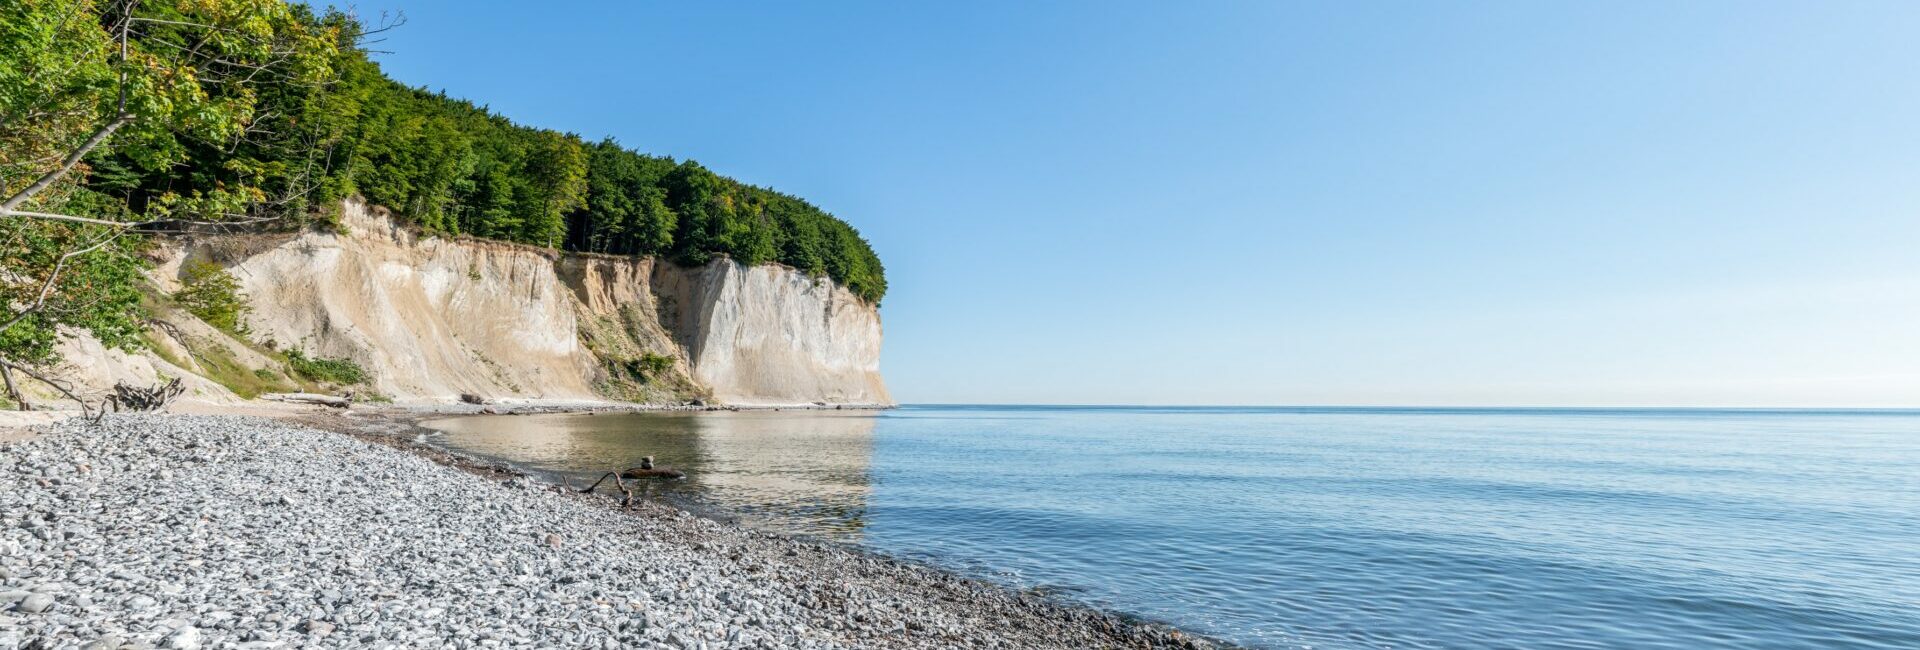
[[424, 406, 1920, 649]]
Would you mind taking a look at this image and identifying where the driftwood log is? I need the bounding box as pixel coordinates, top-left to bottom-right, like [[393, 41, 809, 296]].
[[620, 466, 685, 479], [110, 378, 184, 412], [259, 392, 350, 408]]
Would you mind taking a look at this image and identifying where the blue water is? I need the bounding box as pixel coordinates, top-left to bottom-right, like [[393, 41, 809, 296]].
[[427, 406, 1920, 649]]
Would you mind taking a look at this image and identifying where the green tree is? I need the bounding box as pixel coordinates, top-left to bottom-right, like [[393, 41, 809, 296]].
[[174, 262, 252, 335], [518, 130, 587, 247], [0, 0, 342, 409]]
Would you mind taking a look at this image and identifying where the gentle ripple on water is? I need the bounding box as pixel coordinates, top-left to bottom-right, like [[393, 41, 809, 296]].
[[425, 406, 1920, 649]]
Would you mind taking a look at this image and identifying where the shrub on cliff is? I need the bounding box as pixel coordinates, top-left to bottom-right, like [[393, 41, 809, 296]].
[[611, 352, 676, 384], [285, 349, 367, 386], [174, 262, 253, 336]]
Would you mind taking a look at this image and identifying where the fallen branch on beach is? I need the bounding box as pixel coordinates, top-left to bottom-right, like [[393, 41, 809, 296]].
[[578, 471, 636, 507], [620, 466, 686, 479], [259, 392, 350, 408]]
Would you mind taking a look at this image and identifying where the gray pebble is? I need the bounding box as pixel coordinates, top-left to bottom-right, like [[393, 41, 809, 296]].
[[16, 592, 54, 613], [0, 414, 1203, 650], [163, 625, 202, 649]]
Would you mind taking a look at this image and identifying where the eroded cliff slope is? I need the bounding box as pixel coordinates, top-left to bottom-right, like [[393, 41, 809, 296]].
[[53, 200, 889, 407]]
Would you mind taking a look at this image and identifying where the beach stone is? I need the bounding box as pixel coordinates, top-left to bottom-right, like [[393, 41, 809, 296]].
[[0, 414, 1204, 649], [16, 592, 54, 613], [163, 626, 202, 649]]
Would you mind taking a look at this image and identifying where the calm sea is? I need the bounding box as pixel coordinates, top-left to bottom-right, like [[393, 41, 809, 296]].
[[423, 406, 1920, 649]]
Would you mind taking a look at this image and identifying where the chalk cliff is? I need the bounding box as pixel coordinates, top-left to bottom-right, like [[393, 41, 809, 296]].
[[663, 260, 890, 406], [53, 200, 889, 407]]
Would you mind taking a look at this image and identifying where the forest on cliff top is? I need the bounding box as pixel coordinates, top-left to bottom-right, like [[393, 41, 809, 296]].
[[6, 0, 887, 303]]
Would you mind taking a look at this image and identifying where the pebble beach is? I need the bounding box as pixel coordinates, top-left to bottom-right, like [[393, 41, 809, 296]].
[[0, 414, 1209, 649]]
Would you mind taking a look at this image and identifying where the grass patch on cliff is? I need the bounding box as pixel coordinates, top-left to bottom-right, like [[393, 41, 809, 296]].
[[136, 288, 295, 399], [284, 350, 367, 386], [137, 330, 188, 370], [593, 351, 706, 404], [193, 342, 299, 399], [576, 314, 707, 403], [134, 282, 374, 398]]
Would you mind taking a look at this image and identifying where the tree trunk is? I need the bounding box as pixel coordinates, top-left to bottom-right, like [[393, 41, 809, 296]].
[[1, 365, 30, 411]]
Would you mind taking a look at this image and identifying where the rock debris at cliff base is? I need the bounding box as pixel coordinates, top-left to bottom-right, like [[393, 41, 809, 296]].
[[0, 415, 1207, 649]]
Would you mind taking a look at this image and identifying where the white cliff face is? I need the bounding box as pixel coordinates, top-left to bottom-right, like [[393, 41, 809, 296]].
[[221, 202, 602, 402], [140, 200, 890, 406], [667, 261, 890, 406]]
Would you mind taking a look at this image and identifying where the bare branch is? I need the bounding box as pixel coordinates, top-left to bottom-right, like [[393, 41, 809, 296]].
[[2, 210, 278, 231], [0, 356, 95, 418], [579, 471, 636, 507], [128, 16, 217, 29], [1, 210, 130, 227], [113, 378, 184, 411]]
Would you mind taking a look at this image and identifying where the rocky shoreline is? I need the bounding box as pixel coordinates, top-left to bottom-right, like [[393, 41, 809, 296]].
[[1, 414, 1218, 649]]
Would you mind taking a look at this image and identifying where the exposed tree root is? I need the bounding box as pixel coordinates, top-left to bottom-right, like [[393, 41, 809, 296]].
[[112, 378, 184, 412]]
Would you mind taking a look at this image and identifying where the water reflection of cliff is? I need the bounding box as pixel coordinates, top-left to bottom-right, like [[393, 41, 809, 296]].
[[423, 411, 877, 539]]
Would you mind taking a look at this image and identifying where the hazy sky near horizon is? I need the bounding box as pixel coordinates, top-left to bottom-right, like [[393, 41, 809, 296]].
[[349, 1, 1920, 407]]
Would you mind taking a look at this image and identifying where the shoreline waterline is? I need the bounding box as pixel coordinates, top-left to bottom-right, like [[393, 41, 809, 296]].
[[417, 404, 1920, 649]]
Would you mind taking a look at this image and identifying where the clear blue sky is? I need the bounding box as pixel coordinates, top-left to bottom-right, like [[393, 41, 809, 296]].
[[347, 1, 1920, 407]]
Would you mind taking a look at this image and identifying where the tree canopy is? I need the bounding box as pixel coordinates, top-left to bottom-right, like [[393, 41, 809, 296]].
[[0, 0, 345, 398], [8, 0, 885, 307], [69, 4, 888, 302]]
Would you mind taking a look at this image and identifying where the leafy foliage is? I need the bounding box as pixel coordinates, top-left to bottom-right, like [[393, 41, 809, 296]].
[[0, 214, 148, 365], [89, 8, 889, 301], [173, 262, 251, 335], [0, 0, 343, 370], [614, 352, 676, 384], [284, 349, 366, 385], [4, 0, 346, 220]]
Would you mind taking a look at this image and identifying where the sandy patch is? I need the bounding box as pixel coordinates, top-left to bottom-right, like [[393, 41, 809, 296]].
[[0, 411, 78, 444]]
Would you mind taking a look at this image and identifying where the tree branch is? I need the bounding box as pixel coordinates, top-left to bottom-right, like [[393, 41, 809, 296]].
[[0, 228, 125, 335], [0, 112, 135, 213], [579, 471, 636, 507], [0, 356, 95, 419], [1, 210, 129, 227], [2, 209, 278, 231]]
